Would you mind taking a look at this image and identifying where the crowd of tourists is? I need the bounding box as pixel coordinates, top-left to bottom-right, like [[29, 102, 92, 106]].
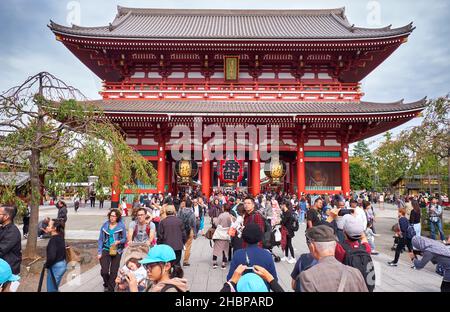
[[91, 189, 450, 293], [0, 188, 449, 293]]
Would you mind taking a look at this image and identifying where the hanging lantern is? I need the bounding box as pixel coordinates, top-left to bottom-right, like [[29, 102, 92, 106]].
[[175, 160, 198, 185], [218, 155, 244, 184], [264, 159, 287, 184]]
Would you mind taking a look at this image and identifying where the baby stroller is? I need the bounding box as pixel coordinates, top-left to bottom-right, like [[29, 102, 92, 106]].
[[268, 224, 282, 262], [115, 242, 149, 292]]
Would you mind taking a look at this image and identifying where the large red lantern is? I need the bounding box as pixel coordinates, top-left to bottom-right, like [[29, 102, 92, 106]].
[[218, 156, 244, 184]]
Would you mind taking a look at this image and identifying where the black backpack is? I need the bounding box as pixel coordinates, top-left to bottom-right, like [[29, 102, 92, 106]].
[[342, 242, 375, 292], [250, 211, 272, 249], [180, 209, 193, 236], [291, 212, 300, 232]]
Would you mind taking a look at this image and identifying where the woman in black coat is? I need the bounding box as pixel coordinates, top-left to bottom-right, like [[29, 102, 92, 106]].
[[281, 201, 296, 263]]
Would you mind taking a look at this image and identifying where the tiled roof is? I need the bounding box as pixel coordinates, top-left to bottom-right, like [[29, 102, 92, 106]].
[[49, 6, 414, 40], [0, 172, 30, 187], [85, 98, 427, 115]]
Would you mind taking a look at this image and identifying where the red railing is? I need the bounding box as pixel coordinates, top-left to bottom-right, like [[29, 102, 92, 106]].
[[101, 81, 362, 101], [103, 81, 360, 92]]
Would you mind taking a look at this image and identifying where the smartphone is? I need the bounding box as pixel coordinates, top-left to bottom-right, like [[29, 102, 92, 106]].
[[338, 209, 354, 217], [243, 266, 254, 274]]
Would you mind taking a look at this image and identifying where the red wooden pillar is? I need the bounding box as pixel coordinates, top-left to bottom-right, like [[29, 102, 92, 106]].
[[167, 160, 173, 194], [247, 161, 252, 192], [289, 162, 295, 194], [296, 142, 305, 197], [111, 159, 120, 208], [198, 165, 202, 190], [341, 143, 350, 197], [202, 147, 211, 198], [251, 149, 260, 197], [157, 140, 166, 194]]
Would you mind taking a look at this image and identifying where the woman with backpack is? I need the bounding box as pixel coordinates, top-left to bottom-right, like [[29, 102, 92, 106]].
[[98, 209, 127, 292], [280, 201, 296, 264], [388, 208, 414, 267], [411, 236, 450, 292], [127, 244, 188, 292], [212, 204, 233, 269]]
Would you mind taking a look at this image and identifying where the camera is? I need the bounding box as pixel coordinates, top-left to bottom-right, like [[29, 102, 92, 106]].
[[338, 208, 354, 217]]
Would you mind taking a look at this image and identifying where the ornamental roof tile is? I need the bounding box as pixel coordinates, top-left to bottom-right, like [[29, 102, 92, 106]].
[[49, 6, 414, 40], [83, 98, 427, 115]]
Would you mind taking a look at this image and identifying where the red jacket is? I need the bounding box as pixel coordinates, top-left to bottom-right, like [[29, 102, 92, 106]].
[[242, 210, 266, 248]]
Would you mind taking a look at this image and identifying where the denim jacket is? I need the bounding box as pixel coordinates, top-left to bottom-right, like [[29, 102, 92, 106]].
[[97, 221, 127, 255]]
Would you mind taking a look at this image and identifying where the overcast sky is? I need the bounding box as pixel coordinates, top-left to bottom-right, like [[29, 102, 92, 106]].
[[1, 0, 449, 150]]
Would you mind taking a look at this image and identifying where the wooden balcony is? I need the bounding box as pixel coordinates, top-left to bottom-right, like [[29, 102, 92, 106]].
[[101, 81, 363, 102]]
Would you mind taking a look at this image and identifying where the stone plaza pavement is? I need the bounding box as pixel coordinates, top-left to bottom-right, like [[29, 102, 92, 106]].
[[50, 202, 444, 292]]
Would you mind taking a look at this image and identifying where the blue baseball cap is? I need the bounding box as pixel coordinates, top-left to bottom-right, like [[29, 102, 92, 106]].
[[139, 244, 176, 265], [236, 273, 268, 292], [0, 259, 20, 284]]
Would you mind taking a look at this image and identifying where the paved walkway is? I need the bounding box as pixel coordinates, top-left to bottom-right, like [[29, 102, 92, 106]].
[[60, 221, 443, 292], [19, 201, 443, 292]]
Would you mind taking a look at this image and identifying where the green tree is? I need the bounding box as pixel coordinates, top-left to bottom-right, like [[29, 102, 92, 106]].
[[398, 97, 449, 194], [0, 72, 157, 259], [374, 131, 410, 190], [350, 157, 373, 190], [352, 140, 374, 166]]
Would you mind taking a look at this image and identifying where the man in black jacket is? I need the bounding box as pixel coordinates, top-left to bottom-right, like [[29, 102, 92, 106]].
[[157, 205, 186, 266], [0, 205, 22, 275]]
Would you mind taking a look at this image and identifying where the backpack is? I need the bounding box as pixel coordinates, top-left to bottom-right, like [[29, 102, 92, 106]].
[[406, 224, 416, 240], [132, 223, 151, 241], [180, 209, 194, 236], [291, 211, 300, 232], [250, 211, 272, 249], [294, 253, 318, 292], [342, 242, 375, 292]]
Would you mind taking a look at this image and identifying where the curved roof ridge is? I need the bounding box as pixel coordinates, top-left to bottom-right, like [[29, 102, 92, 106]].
[[330, 12, 352, 29], [116, 6, 347, 16], [109, 11, 132, 31], [352, 22, 414, 33], [361, 97, 427, 106], [48, 20, 107, 31]]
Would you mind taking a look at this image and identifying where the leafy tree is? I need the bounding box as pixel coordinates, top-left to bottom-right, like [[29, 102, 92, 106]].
[[398, 97, 449, 195], [350, 157, 373, 190], [373, 131, 409, 191], [0, 72, 157, 259], [352, 140, 374, 166]]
